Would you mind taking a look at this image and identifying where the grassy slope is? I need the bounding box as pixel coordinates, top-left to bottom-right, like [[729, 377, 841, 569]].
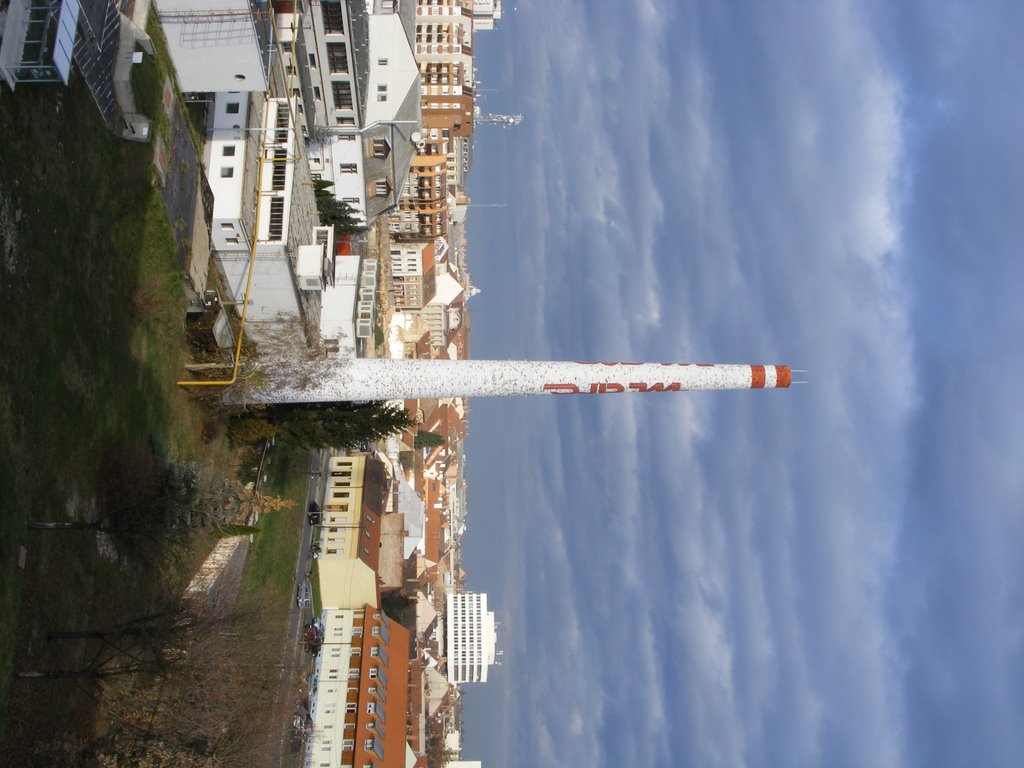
[[236, 443, 311, 768], [0, 58, 220, 750], [241, 443, 310, 616]]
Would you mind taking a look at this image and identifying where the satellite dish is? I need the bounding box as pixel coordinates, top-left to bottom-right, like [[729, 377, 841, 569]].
[[410, 131, 423, 144]]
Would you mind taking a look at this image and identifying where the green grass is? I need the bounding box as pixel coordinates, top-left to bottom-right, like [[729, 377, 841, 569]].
[[133, 17, 204, 154], [239, 442, 310, 617], [0, 70, 225, 754]]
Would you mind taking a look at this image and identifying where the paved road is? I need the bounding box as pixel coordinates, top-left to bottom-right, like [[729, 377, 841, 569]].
[[268, 448, 330, 767]]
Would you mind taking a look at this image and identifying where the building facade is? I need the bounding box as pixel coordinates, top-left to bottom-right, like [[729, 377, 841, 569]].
[[306, 605, 410, 768], [445, 592, 496, 684]]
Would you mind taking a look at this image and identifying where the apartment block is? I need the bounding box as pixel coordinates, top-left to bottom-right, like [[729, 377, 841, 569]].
[[445, 592, 497, 684], [305, 606, 410, 768]]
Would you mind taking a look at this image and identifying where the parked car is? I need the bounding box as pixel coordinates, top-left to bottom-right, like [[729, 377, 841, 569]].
[[307, 501, 321, 526], [296, 580, 312, 609]]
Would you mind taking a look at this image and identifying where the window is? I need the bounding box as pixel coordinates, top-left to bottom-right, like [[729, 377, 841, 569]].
[[222, 145, 236, 157], [226, 102, 240, 114], [308, 53, 317, 67], [220, 167, 234, 178], [313, 86, 322, 100], [321, 1, 345, 33], [327, 42, 349, 73], [340, 163, 357, 174], [332, 81, 353, 110], [378, 57, 388, 65], [373, 180, 390, 197], [371, 139, 390, 158], [268, 197, 285, 241]]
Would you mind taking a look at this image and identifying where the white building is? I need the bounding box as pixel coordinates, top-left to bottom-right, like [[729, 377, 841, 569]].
[[212, 96, 308, 331], [205, 92, 251, 253], [296, 0, 421, 222], [471, 0, 502, 30], [277, 0, 368, 212], [319, 245, 379, 357], [445, 592, 497, 684], [157, 0, 270, 92]]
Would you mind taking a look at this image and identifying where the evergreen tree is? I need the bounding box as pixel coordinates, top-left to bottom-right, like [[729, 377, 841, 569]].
[[230, 401, 413, 450], [313, 180, 365, 234]]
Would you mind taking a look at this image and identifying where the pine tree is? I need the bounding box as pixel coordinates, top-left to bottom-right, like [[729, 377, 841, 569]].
[[230, 401, 413, 449]]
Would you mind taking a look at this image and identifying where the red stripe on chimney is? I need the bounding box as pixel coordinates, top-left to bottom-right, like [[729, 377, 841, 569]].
[[751, 365, 766, 388]]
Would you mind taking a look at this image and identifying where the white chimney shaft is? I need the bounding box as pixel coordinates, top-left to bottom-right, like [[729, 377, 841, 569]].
[[249, 359, 791, 403]]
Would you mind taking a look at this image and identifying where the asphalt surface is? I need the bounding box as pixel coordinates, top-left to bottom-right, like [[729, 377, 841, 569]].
[[268, 448, 330, 767]]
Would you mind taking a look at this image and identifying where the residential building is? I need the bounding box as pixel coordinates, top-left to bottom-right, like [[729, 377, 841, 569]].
[[315, 454, 394, 610], [205, 92, 252, 253], [420, 61, 473, 137], [445, 592, 496, 684], [292, 0, 367, 130], [320, 240, 380, 357], [213, 96, 314, 333], [305, 605, 411, 768], [413, 0, 473, 76], [295, 0, 422, 223], [390, 241, 436, 309], [321, 454, 389, 565], [360, 6, 422, 221], [471, 0, 502, 30]]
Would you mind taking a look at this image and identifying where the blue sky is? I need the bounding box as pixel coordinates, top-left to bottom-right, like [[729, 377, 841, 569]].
[[459, 1, 1024, 766]]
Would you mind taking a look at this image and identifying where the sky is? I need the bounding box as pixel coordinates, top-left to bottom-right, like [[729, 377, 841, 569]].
[[458, 1, 1024, 766]]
